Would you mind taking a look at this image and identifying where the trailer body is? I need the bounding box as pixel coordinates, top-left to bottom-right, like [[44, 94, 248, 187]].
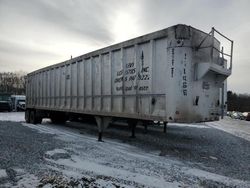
[[25, 24, 233, 124]]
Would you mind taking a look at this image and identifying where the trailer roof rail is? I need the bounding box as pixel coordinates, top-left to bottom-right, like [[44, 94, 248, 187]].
[[196, 27, 233, 70]]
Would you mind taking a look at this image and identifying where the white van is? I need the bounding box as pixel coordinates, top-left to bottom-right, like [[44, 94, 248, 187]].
[[11, 95, 26, 111]]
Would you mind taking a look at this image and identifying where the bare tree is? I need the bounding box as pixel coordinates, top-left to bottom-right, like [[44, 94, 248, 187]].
[[227, 91, 250, 112], [0, 72, 27, 94]]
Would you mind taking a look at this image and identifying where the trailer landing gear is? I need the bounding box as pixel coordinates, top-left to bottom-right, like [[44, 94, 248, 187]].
[[98, 132, 103, 142], [144, 123, 148, 134], [95, 116, 111, 142], [128, 120, 137, 138], [163, 122, 168, 133]]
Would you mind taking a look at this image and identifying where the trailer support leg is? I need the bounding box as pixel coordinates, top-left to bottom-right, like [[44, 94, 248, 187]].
[[143, 122, 148, 134], [95, 116, 111, 142], [98, 132, 103, 142], [128, 120, 137, 138], [131, 124, 136, 138], [163, 122, 168, 133]]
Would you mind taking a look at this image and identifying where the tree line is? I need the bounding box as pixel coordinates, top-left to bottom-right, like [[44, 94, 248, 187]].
[[0, 72, 26, 95], [227, 91, 250, 112]]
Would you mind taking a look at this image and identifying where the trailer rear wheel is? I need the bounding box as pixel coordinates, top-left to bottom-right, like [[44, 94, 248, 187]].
[[30, 110, 36, 124], [29, 110, 42, 124], [25, 110, 30, 123]]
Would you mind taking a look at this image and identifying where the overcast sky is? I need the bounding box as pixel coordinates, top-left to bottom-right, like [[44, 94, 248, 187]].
[[0, 0, 249, 93]]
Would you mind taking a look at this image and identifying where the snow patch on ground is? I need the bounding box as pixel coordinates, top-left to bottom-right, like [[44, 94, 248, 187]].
[[20, 119, 250, 187], [46, 155, 180, 188], [206, 118, 250, 142], [0, 112, 25, 122], [170, 123, 210, 129], [0, 169, 7, 178], [184, 168, 250, 187], [0, 168, 39, 188], [12, 173, 39, 188], [46, 148, 67, 156], [24, 123, 183, 187]]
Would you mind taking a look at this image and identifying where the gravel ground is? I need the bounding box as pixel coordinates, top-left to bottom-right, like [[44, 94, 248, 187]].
[[61, 119, 250, 182], [0, 120, 65, 187], [0, 112, 250, 187], [112, 122, 250, 181]]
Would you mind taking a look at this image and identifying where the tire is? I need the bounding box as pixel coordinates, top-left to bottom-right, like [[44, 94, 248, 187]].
[[30, 110, 43, 124], [30, 110, 36, 124], [25, 110, 31, 123]]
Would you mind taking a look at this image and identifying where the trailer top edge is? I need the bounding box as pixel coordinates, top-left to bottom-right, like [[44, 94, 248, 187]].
[[27, 24, 211, 76]]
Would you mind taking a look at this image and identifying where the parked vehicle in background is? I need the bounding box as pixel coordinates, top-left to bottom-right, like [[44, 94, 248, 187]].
[[247, 113, 250, 121], [231, 111, 245, 120], [227, 111, 233, 117], [243, 112, 250, 121], [11, 95, 26, 111], [0, 93, 12, 112], [231, 112, 239, 119], [238, 112, 246, 120], [17, 100, 26, 111]]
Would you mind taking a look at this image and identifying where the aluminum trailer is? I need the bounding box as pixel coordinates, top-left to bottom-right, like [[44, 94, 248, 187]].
[[25, 24, 233, 140]]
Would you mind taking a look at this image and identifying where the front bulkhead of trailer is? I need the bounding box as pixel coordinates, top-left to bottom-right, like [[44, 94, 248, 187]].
[[165, 26, 232, 122]]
